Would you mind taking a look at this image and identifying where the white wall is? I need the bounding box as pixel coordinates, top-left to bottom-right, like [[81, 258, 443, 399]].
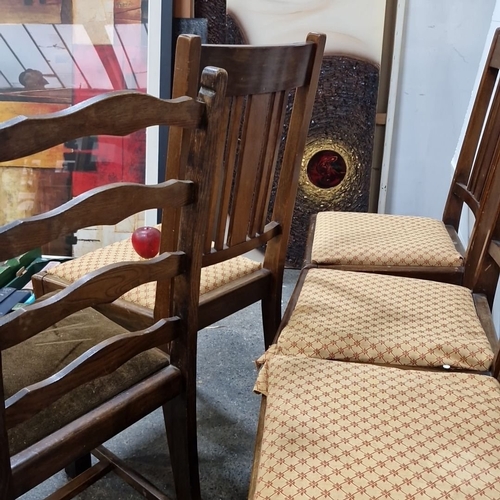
[[383, 0, 495, 217]]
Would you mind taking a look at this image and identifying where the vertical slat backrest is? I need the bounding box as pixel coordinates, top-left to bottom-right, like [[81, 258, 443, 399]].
[[164, 35, 325, 267], [197, 35, 326, 266], [212, 97, 239, 250], [467, 83, 500, 200], [463, 132, 500, 305], [226, 92, 277, 245], [443, 29, 500, 228], [450, 29, 500, 303], [250, 91, 288, 237]]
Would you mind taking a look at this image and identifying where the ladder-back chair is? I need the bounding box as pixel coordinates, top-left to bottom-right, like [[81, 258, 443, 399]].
[[0, 64, 227, 499], [303, 28, 500, 285], [33, 33, 326, 348]]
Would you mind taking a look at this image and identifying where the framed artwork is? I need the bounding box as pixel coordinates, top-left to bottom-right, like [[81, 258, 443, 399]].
[[194, 0, 398, 265], [0, 0, 151, 255]]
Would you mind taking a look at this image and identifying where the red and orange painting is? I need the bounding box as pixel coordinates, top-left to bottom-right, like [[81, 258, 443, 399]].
[[0, 0, 148, 253]]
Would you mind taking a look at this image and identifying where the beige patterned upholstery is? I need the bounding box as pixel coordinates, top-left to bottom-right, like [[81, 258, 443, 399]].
[[46, 234, 262, 310], [252, 354, 500, 499], [310, 211, 463, 267], [273, 269, 494, 370]]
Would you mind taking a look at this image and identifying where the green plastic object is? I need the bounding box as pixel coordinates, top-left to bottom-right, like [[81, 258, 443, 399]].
[[0, 248, 42, 288], [6, 257, 48, 290]]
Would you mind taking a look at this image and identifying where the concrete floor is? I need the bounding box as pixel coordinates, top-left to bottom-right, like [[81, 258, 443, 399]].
[[20, 269, 301, 500]]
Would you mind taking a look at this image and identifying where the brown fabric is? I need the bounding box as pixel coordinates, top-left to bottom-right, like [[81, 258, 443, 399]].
[[4, 308, 169, 455], [253, 354, 500, 499]]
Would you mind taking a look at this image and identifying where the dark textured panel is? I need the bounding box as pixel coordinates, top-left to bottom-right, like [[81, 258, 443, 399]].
[[289, 56, 379, 266], [225, 13, 246, 45], [173, 17, 208, 43], [195, 0, 227, 44]]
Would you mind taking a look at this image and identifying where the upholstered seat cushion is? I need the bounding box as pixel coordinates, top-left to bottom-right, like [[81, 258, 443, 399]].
[[310, 211, 463, 266], [45, 235, 262, 310], [272, 268, 494, 370], [252, 354, 500, 499], [4, 308, 169, 455]]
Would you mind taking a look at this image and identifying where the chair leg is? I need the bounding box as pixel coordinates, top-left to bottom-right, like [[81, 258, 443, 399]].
[[65, 453, 92, 478], [163, 393, 201, 500], [261, 285, 282, 348]]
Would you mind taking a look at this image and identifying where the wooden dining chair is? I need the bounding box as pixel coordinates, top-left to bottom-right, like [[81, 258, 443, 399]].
[[32, 33, 326, 348], [258, 117, 500, 374], [303, 28, 500, 285], [0, 65, 227, 499], [249, 133, 500, 497]]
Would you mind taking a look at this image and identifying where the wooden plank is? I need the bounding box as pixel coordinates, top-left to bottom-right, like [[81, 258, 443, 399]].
[[0, 93, 204, 162], [93, 446, 173, 500], [375, 112, 387, 125], [0, 253, 184, 350], [213, 96, 245, 249], [228, 94, 271, 245], [44, 461, 112, 500], [0, 181, 194, 261], [204, 98, 232, 253], [251, 91, 287, 236], [200, 43, 314, 96]]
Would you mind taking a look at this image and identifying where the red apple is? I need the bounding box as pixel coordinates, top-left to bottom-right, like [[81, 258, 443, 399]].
[[131, 226, 161, 259]]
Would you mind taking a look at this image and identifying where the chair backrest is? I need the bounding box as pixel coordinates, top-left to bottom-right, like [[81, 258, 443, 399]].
[[469, 148, 500, 374], [463, 133, 500, 306], [0, 66, 227, 497], [163, 33, 326, 274], [443, 28, 500, 234], [443, 28, 500, 307]]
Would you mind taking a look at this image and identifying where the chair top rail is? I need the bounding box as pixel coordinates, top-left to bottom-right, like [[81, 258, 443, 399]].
[[200, 42, 316, 96]]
